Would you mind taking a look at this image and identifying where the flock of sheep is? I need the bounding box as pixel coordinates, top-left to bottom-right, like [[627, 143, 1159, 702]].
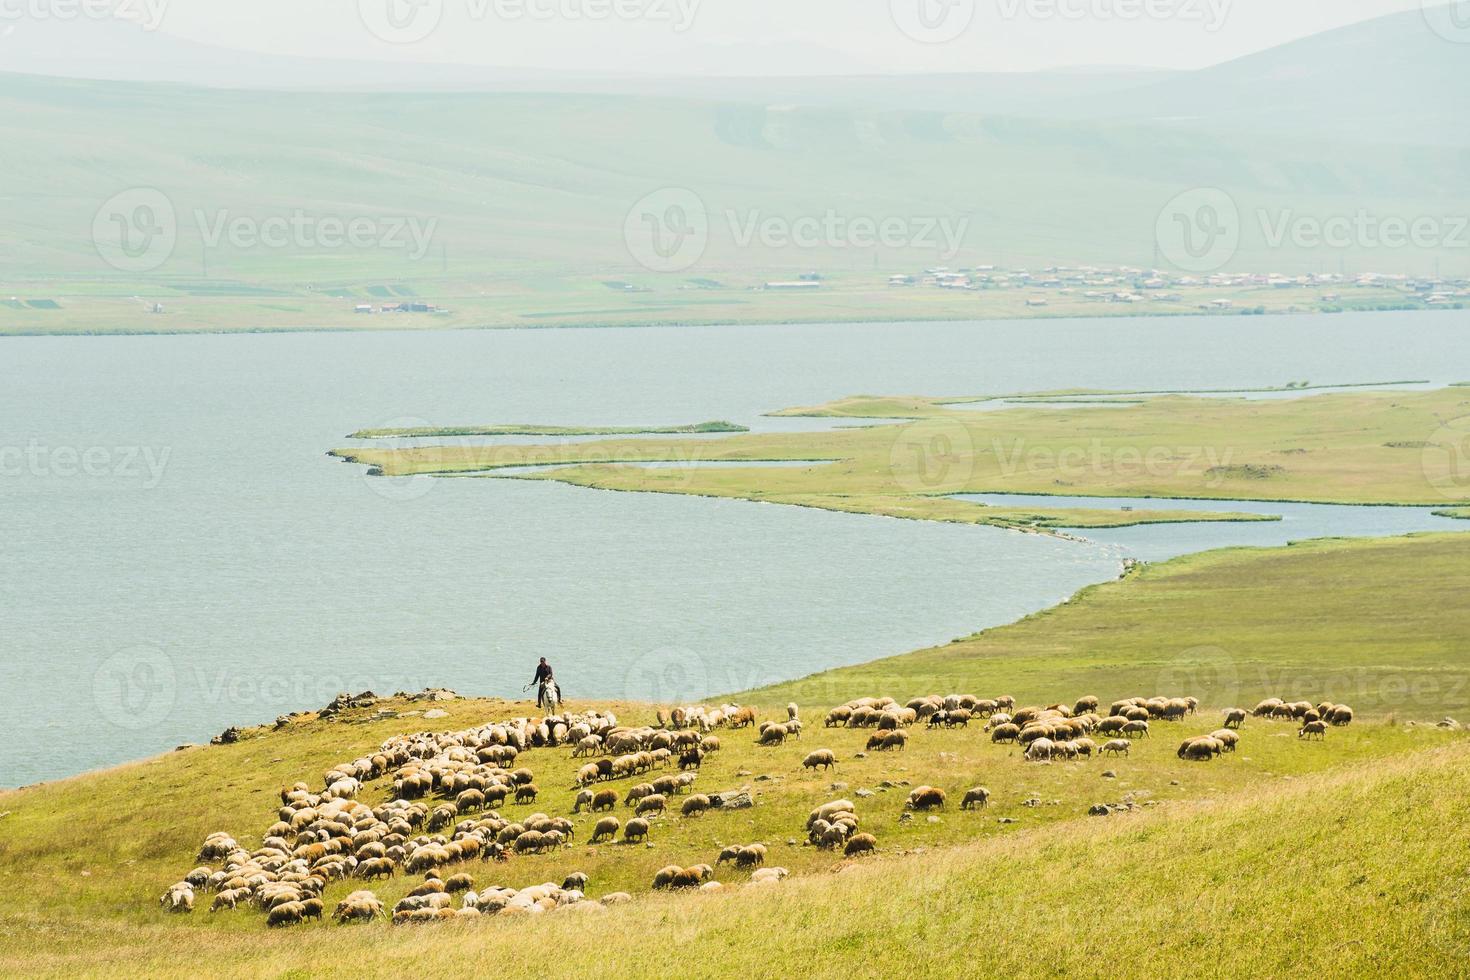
[[158, 690, 1355, 927]]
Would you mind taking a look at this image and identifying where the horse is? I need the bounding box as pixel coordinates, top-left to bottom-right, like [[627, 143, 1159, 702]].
[[537, 678, 561, 714]]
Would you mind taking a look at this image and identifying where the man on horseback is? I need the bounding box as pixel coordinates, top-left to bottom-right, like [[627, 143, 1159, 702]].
[[529, 657, 561, 712]]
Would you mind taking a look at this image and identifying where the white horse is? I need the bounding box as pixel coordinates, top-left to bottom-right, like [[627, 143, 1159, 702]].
[[537, 678, 561, 715]]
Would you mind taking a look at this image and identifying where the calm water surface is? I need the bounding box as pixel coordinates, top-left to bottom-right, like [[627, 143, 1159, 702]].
[[3, 311, 1467, 785]]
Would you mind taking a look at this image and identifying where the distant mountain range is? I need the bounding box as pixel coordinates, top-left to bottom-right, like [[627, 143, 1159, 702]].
[[0, 9, 1464, 286]]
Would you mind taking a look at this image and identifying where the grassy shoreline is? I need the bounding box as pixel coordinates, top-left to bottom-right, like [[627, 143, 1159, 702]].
[[348, 421, 747, 439]]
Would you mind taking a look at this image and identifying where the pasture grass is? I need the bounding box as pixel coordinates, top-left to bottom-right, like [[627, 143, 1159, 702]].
[[1, 534, 1467, 976]]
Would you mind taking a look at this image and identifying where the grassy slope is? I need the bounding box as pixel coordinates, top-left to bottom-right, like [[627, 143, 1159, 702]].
[[333, 389, 1470, 536], [12, 744, 1464, 978], [1, 533, 1467, 977]]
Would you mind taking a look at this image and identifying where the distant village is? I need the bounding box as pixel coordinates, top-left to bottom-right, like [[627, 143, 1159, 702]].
[[884, 266, 1470, 310]]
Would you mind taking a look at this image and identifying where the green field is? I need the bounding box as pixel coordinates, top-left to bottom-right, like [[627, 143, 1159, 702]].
[[2, 533, 1466, 977], [332, 387, 1470, 534]]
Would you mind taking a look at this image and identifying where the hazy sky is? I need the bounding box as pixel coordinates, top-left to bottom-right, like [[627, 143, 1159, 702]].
[[118, 0, 1431, 74]]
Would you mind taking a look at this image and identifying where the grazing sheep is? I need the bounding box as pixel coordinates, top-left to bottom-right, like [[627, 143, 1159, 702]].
[[591, 789, 618, 812], [444, 873, 474, 893], [1328, 705, 1355, 727], [735, 844, 767, 868], [514, 784, 539, 804], [1121, 720, 1150, 739], [802, 749, 837, 771], [716, 845, 743, 864], [1299, 720, 1327, 740], [624, 818, 650, 843], [1100, 739, 1131, 757], [1025, 738, 1057, 762], [652, 865, 683, 890], [960, 787, 990, 810], [267, 901, 305, 928], [563, 872, 589, 892], [906, 786, 946, 811], [356, 857, 396, 881], [787, 703, 800, 721], [757, 723, 789, 746], [160, 883, 195, 913], [749, 867, 789, 884], [591, 817, 620, 843], [990, 724, 1021, 744], [635, 794, 668, 817], [1223, 708, 1247, 728], [843, 833, 877, 857], [1210, 729, 1240, 752], [681, 794, 712, 818], [1177, 737, 1222, 761]]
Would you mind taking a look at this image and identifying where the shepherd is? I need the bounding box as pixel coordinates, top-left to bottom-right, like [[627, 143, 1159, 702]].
[[528, 657, 561, 713]]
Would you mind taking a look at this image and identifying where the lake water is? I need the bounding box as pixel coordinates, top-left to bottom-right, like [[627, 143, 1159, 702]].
[[3, 310, 1468, 786]]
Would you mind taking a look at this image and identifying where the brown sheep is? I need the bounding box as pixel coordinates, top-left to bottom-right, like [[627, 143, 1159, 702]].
[[1222, 708, 1247, 728], [681, 794, 711, 818], [1299, 720, 1327, 740], [592, 789, 619, 812], [843, 833, 877, 857], [514, 784, 539, 804], [960, 787, 990, 810], [624, 818, 650, 843], [266, 901, 305, 928], [1328, 705, 1355, 726], [802, 749, 837, 771], [591, 817, 620, 843], [906, 786, 946, 811], [735, 844, 767, 868], [635, 793, 667, 817]]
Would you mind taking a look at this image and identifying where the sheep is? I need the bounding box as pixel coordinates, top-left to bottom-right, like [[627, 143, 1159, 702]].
[[749, 867, 789, 885], [1025, 738, 1057, 762], [624, 818, 650, 843], [1177, 737, 1221, 761], [681, 794, 711, 818], [210, 888, 248, 912], [990, 724, 1021, 744], [802, 749, 837, 771], [1223, 708, 1247, 728], [356, 857, 396, 881], [160, 883, 194, 913], [1328, 705, 1355, 727], [757, 723, 789, 746], [591, 817, 620, 843], [735, 844, 767, 868], [878, 730, 908, 751], [843, 833, 877, 857], [635, 793, 667, 817], [716, 845, 742, 864], [1210, 729, 1240, 752], [1121, 720, 1150, 739], [514, 784, 539, 804], [787, 703, 800, 721], [267, 901, 306, 928], [652, 865, 683, 890], [960, 787, 990, 810], [444, 873, 474, 893], [906, 786, 946, 811], [563, 872, 589, 892], [1100, 739, 1130, 757], [624, 783, 655, 806], [1299, 720, 1327, 740]]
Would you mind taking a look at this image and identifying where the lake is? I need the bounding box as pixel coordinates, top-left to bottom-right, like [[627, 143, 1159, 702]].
[[3, 310, 1468, 786]]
